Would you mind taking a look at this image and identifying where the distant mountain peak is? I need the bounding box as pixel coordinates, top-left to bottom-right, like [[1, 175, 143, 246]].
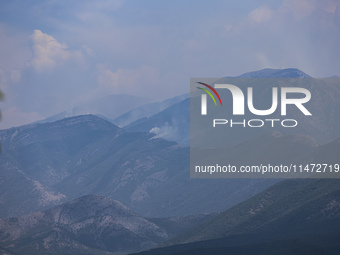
[[55, 114, 107, 123], [53, 114, 118, 128], [237, 68, 311, 78], [29, 94, 151, 126], [0, 114, 121, 154]]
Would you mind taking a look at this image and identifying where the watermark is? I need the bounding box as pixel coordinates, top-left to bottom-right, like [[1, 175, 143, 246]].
[[190, 77, 340, 178]]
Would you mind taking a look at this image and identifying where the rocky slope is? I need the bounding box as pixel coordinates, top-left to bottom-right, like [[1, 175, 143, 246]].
[[135, 179, 340, 255], [0, 195, 168, 254]]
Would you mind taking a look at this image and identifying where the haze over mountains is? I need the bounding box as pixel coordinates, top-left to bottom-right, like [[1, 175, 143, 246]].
[[126, 68, 340, 146], [170, 179, 340, 244], [236, 68, 312, 78], [33, 94, 151, 125], [136, 179, 340, 255], [24, 68, 340, 147], [0, 68, 339, 254], [125, 98, 190, 146], [0, 114, 278, 218], [191, 74, 340, 151], [113, 93, 189, 128]]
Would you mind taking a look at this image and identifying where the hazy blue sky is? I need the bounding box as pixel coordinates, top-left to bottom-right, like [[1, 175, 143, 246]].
[[0, 0, 339, 128]]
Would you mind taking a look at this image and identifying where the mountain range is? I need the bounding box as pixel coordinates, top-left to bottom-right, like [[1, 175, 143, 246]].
[[124, 68, 340, 147], [113, 93, 189, 128], [32, 94, 150, 125], [125, 98, 190, 146], [0, 195, 214, 255], [134, 178, 340, 255], [1, 178, 339, 254], [0, 114, 279, 218], [0, 68, 339, 254], [236, 68, 312, 78]]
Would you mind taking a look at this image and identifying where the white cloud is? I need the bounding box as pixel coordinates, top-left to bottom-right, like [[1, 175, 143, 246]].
[[248, 5, 273, 24], [29, 30, 85, 72], [248, 0, 339, 25], [29, 30, 69, 71], [276, 0, 340, 20], [280, 0, 316, 19]]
